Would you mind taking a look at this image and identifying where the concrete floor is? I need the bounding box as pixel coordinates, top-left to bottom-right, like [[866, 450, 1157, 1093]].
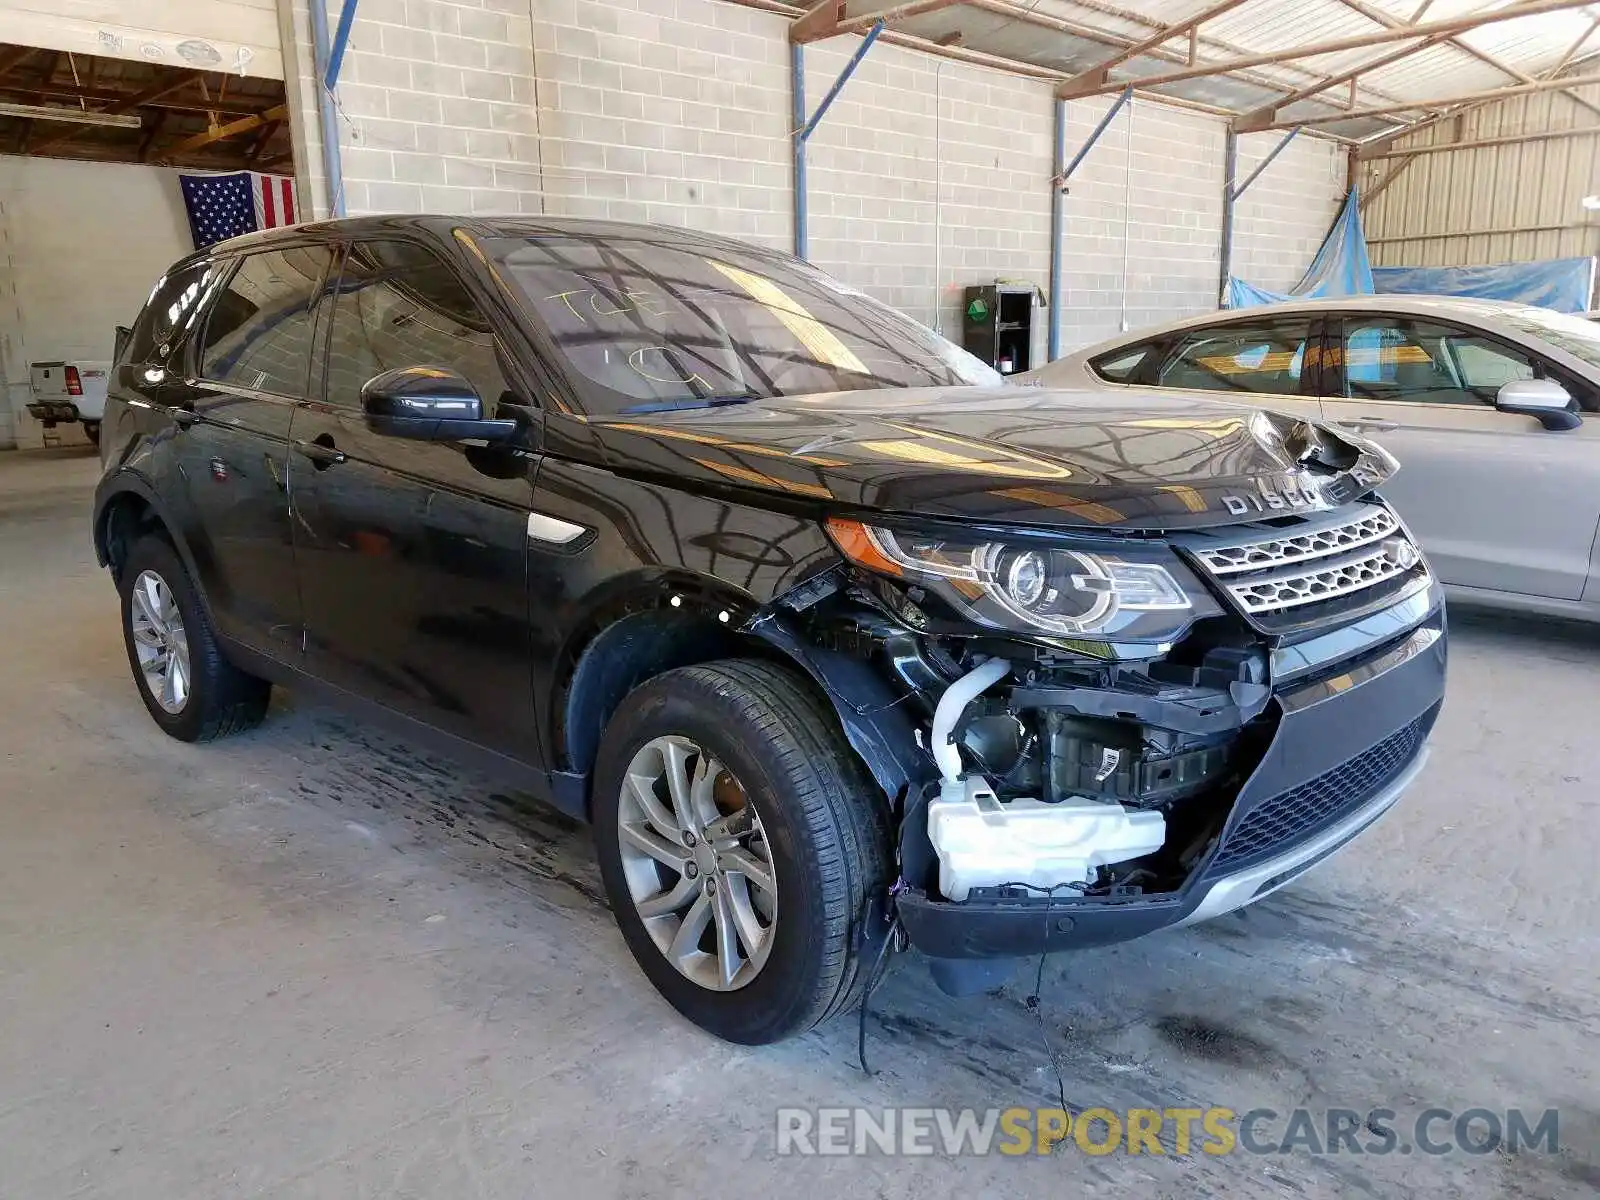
[[3, 446, 1598, 1199]]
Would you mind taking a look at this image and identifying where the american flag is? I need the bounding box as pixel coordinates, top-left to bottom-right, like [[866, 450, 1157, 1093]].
[[178, 172, 298, 249]]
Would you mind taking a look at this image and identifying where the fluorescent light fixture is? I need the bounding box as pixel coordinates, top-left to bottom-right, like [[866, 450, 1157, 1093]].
[[0, 103, 142, 129], [1584, 195, 1600, 211]]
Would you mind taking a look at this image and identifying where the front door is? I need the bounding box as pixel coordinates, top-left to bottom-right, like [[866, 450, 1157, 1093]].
[[177, 245, 334, 655], [287, 237, 542, 759], [1320, 314, 1600, 600]]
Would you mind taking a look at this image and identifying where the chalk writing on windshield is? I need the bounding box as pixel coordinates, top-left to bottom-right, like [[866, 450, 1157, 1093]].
[[542, 285, 673, 324]]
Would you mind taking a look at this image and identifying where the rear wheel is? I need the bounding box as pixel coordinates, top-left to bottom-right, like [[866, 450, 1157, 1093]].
[[119, 535, 270, 741], [592, 659, 890, 1044], [82, 421, 100, 447]]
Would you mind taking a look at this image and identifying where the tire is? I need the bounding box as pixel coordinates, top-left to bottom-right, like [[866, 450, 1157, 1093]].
[[592, 658, 891, 1045], [82, 421, 100, 447], [119, 534, 270, 742]]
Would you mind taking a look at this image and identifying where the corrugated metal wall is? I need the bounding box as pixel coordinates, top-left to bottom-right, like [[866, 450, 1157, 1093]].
[[1360, 80, 1600, 270]]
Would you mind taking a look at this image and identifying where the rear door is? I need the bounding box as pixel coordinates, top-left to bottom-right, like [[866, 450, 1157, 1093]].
[[1133, 313, 1325, 424], [287, 237, 543, 759], [1320, 313, 1600, 599], [178, 243, 334, 654]]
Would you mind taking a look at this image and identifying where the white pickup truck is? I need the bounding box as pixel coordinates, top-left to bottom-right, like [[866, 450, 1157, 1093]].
[[26, 360, 112, 446]]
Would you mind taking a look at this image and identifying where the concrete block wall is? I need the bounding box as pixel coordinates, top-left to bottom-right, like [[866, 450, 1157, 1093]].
[[284, 0, 544, 219], [802, 39, 1051, 356], [530, 0, 793, 248], [278, 0, 1345, 360], [1057, 95, 1228, 352], [1229, 131, 1347, 295]]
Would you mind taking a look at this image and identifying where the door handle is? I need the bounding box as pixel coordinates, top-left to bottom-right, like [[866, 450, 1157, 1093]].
[[1332, 417, 1399, 434], [168, 406, 198, 427], [297, 433, 346, 468]]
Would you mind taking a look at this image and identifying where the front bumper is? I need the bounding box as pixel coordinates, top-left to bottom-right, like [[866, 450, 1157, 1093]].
[[896, 603, 1446, 960]]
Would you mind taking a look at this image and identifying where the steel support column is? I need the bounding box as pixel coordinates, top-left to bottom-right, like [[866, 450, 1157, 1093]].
[[791, 41, 808, 259], [790, 21, 884, 261], [324, 0, 362, 90], [1047, 85, 1132, 360], [1218, 127, 1237, 307], [309, 0, 349, 217]]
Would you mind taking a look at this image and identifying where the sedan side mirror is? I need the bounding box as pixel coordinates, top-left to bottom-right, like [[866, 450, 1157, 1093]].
[[1496, 379, 1581, 431], [361, 366, 518, 443]]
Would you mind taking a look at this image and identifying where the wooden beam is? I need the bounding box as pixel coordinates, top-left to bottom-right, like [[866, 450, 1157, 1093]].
[[29, 71, 205, 154], [789, 0, 846, 42], [162, 104, 286, 156], [1235, 34, 1451, 131], [1334, 0, 1600, 120], [1252, 69, 1600, 129], [1365, 123, 1600, 159], [245, 118, 281, 165], [1056, 0, 1596, 99], [0, 46, 37, 80], [1358, 154, 1417, 211], [1054, 0, 1252, 98], [0, 79, 272, 118], [791, 0, 960, 43], [138, 110, 168, 162]]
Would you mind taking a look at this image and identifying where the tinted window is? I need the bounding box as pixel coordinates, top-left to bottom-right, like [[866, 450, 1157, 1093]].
[[1158, 319, 1313, 395], [1343, 317, 1536, 406], [124, 262, 216, 364], [320, 239, 506, 408], [1091, 343, 1156, 383], [485, 232, 999, 415], [200, 246, 332, 395]]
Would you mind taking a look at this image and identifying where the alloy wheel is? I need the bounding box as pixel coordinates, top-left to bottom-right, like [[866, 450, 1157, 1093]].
[[615, 735, 778, 991], [129, 569, 191, 714]]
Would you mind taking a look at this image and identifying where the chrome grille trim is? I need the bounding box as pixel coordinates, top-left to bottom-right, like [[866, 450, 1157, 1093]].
[[1224, 542, 1417, 614], [1193, 504, 1399, 576]]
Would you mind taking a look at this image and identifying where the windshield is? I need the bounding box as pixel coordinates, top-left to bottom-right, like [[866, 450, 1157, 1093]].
[[1500, 306, 1600, 370], [485, 232, 999, 415]]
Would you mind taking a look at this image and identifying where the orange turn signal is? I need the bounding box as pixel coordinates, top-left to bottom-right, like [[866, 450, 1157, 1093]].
[[825, 517, 904, 577]]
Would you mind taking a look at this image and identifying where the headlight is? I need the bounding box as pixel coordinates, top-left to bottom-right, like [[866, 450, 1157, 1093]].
[[827, 517, 1212, 643]]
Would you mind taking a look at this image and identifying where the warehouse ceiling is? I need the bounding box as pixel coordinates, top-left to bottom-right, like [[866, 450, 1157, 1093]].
[[785, 0, 1600, 142], [0, 45, 290, 171]]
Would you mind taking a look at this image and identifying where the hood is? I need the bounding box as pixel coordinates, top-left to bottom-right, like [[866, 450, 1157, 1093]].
[[582, 385, 1395, 532]]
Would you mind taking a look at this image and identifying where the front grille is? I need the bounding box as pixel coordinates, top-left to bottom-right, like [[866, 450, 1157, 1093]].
[[1193, 506, 1398, 576], [1208, 713, 1429, 872], [1183, 503, 1427, 629], [1226, 542, 1415, 614]]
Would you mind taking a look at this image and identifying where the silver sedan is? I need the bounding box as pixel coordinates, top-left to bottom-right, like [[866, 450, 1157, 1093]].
[[1025, 296, 1600, 622]]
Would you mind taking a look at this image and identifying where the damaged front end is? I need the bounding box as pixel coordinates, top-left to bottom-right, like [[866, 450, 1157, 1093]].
[[750, 493, 1446, 994]]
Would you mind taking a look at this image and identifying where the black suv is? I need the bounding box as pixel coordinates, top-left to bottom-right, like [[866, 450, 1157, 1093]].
[[94, 216, 1446, 1044]]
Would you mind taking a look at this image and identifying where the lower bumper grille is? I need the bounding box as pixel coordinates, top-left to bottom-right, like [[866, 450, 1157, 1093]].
[[1208, 712, 1430, 873]]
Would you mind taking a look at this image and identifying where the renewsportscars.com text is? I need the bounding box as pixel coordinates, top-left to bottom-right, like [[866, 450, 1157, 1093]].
[[775, 1106, 1561, 1158]]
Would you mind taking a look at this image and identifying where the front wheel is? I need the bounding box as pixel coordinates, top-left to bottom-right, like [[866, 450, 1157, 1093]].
[[592, 659, 891, 1044]]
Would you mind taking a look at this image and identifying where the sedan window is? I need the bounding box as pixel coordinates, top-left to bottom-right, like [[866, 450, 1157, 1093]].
[[1156, 319, 1313, 395], [1343, 318, 1536, 406]]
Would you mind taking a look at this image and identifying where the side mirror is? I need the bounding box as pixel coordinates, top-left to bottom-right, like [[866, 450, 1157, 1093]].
[[360, 366, 518, 443], [1496, 379, 1581, 431], [113, 325, 133, 363]]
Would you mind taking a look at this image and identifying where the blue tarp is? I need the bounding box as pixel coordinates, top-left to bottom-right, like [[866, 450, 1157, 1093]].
[[1226, 188, 1373, 309], [1227, 187, 1596, 312], [1372, 259, 1596, 313]]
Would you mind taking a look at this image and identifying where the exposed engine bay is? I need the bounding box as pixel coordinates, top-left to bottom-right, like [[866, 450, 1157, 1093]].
[[790, 583, 1280, 906]]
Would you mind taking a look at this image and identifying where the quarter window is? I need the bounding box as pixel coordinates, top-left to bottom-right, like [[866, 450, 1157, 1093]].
[[199, 246, 333, 396], [1091, 343, 1157, 383], [319, 239, 506, 408], [1343, 318, 1537, 406], [1157, 319, 1314, 395]]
